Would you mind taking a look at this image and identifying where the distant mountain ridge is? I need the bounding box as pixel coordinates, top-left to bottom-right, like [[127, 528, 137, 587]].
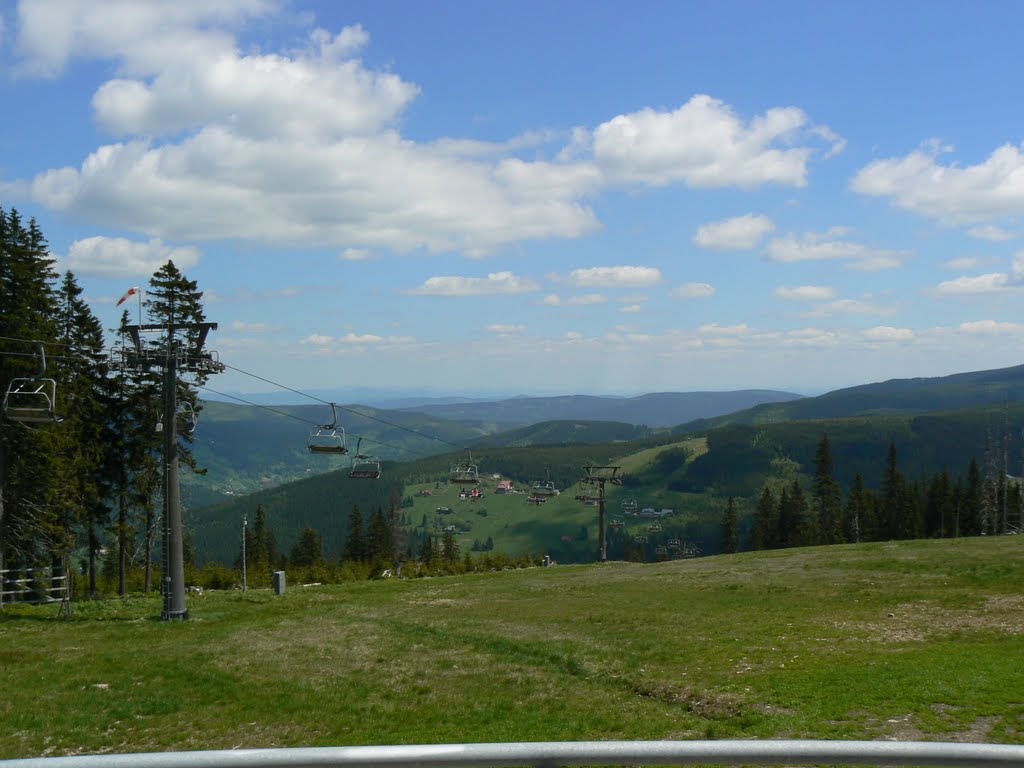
[[399, 389, 804, 428], [678, 363, 1024, 430]]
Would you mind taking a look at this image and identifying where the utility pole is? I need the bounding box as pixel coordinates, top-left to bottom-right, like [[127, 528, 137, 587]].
[[580, 466, 622, 562], [242, 512, 248, 592], [125, 321, 220, 620]]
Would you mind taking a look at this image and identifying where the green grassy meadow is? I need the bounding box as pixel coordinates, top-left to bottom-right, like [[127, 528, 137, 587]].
[[1, 536, 1022, 759]]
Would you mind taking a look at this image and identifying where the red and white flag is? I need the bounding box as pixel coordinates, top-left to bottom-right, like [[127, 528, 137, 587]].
[[116, 286, 141, 307]]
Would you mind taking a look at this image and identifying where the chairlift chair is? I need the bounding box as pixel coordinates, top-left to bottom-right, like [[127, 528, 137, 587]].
[[3, 344, 62, 424], [155, 402, 197, 434], [449, 451, 479, 484], [308, 403, 348, 455], [349, 439, 382, 479], [531, 480, 557, 496], [3, 377, 61, 423], [622, 499, 638, 514]]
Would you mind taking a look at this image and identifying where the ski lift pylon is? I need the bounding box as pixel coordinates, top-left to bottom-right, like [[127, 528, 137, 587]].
[[308, 402, 348, 455]]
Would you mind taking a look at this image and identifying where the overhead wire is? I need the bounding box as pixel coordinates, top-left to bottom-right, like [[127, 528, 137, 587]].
[[2, 331, 473, 459], [219, 361, 470, 452]]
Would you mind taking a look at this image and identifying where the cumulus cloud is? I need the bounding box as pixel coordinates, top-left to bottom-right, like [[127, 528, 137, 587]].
[[851, 140, 1024, 223], [694, 214, 775, 250], [934, 273, 1012, 295], [340, 248, 375, 261], [567, 293, 607, 305], [591, 94, 842, 188], [959, 320, 1024, 334], [565, 266, 662, 288], [7, 8, 843, 260], [671, 282, 715, 298], [487, 323, 526, 333], [774, 285, 836, 301], [933, 251, 1024, 296], [66, 235, 200, 276], [698, 323, 750, 336], [231, 321, 278, 332], [967, 224, 1016, 241], [808, 298, 898, 316], [863, 326, 914, 341], [941, 257, 980, 270], [407, 271, 540, 296], [766, 229, 910, 270]]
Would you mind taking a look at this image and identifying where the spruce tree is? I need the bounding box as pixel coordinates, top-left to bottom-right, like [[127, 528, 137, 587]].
[[344, 504, 366, 563], [721, 496, 739, 554], [752, 485, 778, 550], [0, 207, 60, 579], [53, 271, 114, 595], [811, 433, 843, 545]]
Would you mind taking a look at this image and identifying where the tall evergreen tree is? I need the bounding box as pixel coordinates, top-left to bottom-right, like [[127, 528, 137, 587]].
[[290, 527, 325, 568], [53, 271, 114, 595], [721, 496, 739, 554], [880, 441, 905, 540], [811, 433, 843, 545], [344, 504, 366, 563], [962, 457, 983, 536], [0, 207, 60, 580], [752, 485, 778, 550]]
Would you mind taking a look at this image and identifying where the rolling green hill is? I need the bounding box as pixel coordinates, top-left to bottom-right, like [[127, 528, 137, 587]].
[[401, 389, 803, 427], [680, 363, 1024, 429]]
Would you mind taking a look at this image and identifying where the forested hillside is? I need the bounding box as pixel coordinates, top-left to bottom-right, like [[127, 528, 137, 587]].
[[401, 389, 803, 427], [681, 364, 1024, 428]]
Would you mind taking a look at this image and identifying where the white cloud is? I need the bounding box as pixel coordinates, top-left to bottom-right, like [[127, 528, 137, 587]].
[[340, 248, 375, 261], [340, 333, 384, 344], [932, 252, 1024, 296], [591, 94, 842, 188], [619, 304, 642, 313], [863, 326, 914, 342], [934, 273, 1012, 296], [766, 229, 910, 270], [671, 282, 715, 298], [542, 294, 562, 306], [958, 320, 1024, 335], [303, 333, 333, 346], [408, 271, 540, 296], [487, 323, 526, 334], [694, 214, 775, 250], [7, 9, 847, 260], [567, 293, 607, 305], [565, 265, 662, 288], [698, 323, 750, 336], [786, 327, 839, 346], [967, 224, 1016, 241], [774, 285, 836, 301], [66, 235, 200, 276], [230, 321, 278, 332], [941, 257, 980, 270], [851, 141, 1024, 223], [809, 298, 898, 316]]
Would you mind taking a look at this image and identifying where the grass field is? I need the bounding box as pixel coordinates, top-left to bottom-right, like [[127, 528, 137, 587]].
[[1, 536, 1022, 759]]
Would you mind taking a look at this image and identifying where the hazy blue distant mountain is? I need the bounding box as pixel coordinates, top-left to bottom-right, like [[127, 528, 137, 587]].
[[400, 390, 804, 428]]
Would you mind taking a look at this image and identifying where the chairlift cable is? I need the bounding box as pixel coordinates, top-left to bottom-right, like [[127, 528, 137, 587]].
[[219, 361, 470, 451], [195, 383, 424, 458]]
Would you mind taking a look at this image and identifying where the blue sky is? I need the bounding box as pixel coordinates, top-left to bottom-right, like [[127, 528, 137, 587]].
[[3, 0, 1024, 399]]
